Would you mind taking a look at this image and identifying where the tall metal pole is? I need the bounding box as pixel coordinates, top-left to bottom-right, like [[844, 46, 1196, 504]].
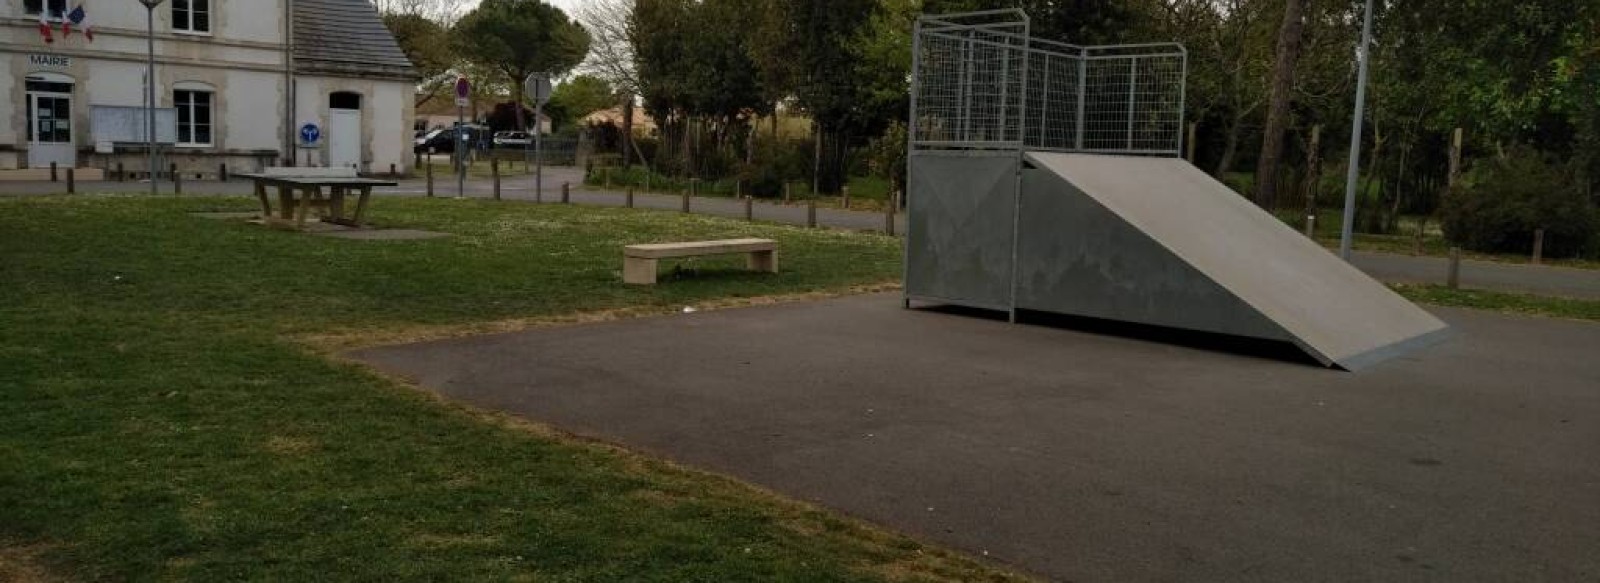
[[456, 103, 465, 198], [1339, 0, 1375, 260], [143, 1, 162, 195], [534, 100, 544, 201]]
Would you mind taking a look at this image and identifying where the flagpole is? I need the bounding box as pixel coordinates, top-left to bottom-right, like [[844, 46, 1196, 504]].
[[139, 0, 165, 195]]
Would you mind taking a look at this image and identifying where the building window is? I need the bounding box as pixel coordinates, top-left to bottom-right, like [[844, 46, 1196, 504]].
[[172, 0, 211, 34], [175, 90, 213, 147], [24, 0, 68, 17]]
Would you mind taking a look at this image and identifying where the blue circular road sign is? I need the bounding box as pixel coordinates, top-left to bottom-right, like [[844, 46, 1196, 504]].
[[299, 123, 321, 147]]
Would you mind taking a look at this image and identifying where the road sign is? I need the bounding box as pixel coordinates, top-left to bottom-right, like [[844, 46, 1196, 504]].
[[298, 122, 321, 148], [455, 76, 471, 108], [524, 73, 552, 106]]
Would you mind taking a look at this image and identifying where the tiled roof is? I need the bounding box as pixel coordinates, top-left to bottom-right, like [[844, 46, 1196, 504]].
[[293, 0, 417, 81]]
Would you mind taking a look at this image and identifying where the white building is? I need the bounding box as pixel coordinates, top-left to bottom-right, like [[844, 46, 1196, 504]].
[[0, 0, 416, 176]]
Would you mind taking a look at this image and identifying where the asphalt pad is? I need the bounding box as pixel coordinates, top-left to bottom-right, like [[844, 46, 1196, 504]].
[[352, 293, 1600, 582]]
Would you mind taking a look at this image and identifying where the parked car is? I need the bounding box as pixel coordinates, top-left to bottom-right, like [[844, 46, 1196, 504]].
[[414, 125, 490, 154], [493, 131, 533, 147]]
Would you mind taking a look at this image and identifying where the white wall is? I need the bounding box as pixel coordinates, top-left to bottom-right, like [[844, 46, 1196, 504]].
[[86, 60, 146, 107], [370, 82, 406, 172], [296, 76, 415, 173], [9, 0, 285, 43], [225, 71, 282, 151], [0, 56, 13, 147]]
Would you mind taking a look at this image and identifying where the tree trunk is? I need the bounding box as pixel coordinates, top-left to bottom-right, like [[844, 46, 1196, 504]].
[[1214, 117, 1243, 179], [1253, 0, 1307, 209], [622, 97, 635, 169], [1303, 124, 1322, 216], [512, 80, 527, 132]]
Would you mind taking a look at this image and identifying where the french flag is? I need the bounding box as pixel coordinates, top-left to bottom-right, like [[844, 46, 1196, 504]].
[[64, 5, 93, 41], [38, 9, 54, 44]]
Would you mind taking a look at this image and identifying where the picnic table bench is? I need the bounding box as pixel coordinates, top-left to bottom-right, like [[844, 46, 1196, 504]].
[[623, 238, 779, 285], [239, 168, 399, 229]]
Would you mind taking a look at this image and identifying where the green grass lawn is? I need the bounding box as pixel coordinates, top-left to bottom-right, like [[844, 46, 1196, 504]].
[[1392, 284, 1600, 322], [0, 196, 1022, 582]]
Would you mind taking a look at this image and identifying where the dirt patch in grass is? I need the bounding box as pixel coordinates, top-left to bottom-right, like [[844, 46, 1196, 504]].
[[0, 543, 63, 583], [300, 282, 902, 353]]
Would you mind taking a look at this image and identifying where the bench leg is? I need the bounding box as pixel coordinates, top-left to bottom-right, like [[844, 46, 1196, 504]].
[[747, 250, 778, 274], [254, 181, 270, 218], [352, 187, 373, 227], [328, 187, 347, 222], [277, 186, 294, 220], [623, 256, 658, 285]]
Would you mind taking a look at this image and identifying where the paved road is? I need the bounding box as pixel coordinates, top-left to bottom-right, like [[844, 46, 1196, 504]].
[[355, 294, 1600, 582], [1351, 251, 1600, 299], [5, 175, 1597, 298]]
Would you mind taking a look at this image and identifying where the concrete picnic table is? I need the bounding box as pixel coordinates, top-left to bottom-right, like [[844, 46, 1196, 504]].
[[239, 168, 399, 229]]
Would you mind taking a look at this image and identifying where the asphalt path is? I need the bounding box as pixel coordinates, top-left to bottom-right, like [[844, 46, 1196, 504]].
[[355, 293, 1600, 582]]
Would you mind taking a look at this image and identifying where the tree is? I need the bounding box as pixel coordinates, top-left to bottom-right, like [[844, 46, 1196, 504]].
[[575, 0, 641, 167], [547, 74, 617, 129], [382, 13, 455, 107], [374, 0, 468, 23], [1252, 0, 1306, 208], [453, 0, 591, 132], [786, 0, 881, 194]]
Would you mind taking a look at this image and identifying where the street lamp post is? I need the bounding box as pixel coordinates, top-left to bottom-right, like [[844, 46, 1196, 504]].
[[1339, 0, 1375, 260], [139, 0, 164, 196]]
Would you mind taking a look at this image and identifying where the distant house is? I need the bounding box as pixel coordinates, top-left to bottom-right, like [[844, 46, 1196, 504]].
[[1, 0, 418, 174], [582, 107, 656, 135]]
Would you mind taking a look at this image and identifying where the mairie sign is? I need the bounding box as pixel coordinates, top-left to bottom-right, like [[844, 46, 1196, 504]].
[[298, 122, 321, 147]]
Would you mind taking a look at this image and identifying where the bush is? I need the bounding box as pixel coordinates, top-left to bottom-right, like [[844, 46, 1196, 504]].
[[1440, 151, 1599, 257]]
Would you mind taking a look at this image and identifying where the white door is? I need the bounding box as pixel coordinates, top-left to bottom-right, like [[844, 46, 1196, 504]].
[[329, 109, 361, 170], [27, 91, 76, 169]]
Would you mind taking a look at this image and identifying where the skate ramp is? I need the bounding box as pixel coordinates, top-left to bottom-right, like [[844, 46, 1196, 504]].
[[1019, 152, 1448, 370]]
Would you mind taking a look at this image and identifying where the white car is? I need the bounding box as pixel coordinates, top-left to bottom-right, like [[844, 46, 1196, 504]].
[[493, 131, 533, 147]]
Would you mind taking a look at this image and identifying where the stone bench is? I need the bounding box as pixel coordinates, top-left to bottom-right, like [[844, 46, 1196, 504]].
[[623, 238, 778, 285]]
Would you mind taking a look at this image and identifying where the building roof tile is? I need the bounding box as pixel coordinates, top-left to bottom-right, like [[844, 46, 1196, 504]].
[[293, 0, 417, 81]]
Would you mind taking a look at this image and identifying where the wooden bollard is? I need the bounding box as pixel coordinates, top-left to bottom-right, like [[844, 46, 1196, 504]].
[[174, 169, 183, 195], [561, 182, 570, 204], [681, 183, 691, 213], [1447, 247, 1461, 289], [116, 162, 124, 182], [50, 162, 58, 182], [885, 192, 898, 236], [1532, 229, 1545, 265], [66, 168, 75, 194], [491, 158, 502, 200], [744, 196, 754, 221], [425, 161, 434, 197], [220, 163, 229, 182], [784, 182, 792, 203], [807, 197, 817, 228], [842, 186, 851, 209], [626, 188, 635, 208]]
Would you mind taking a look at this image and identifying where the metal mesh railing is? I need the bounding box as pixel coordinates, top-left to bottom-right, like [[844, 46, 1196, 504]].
[[912, 12, 1186, 156]]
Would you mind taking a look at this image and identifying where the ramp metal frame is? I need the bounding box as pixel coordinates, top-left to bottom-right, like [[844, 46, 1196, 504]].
[[904, 10, 1188, 320], [904, 11, 1448, 370]]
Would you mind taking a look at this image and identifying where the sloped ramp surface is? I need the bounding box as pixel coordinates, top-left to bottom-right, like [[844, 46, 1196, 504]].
[[1021, 152, 1448, 370]]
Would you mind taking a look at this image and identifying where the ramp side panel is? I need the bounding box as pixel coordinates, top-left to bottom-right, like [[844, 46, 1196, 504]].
[[1017, 165, 1295, 343], [1026, 152, 1448, 368], [906, 153, 1019, 309]]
